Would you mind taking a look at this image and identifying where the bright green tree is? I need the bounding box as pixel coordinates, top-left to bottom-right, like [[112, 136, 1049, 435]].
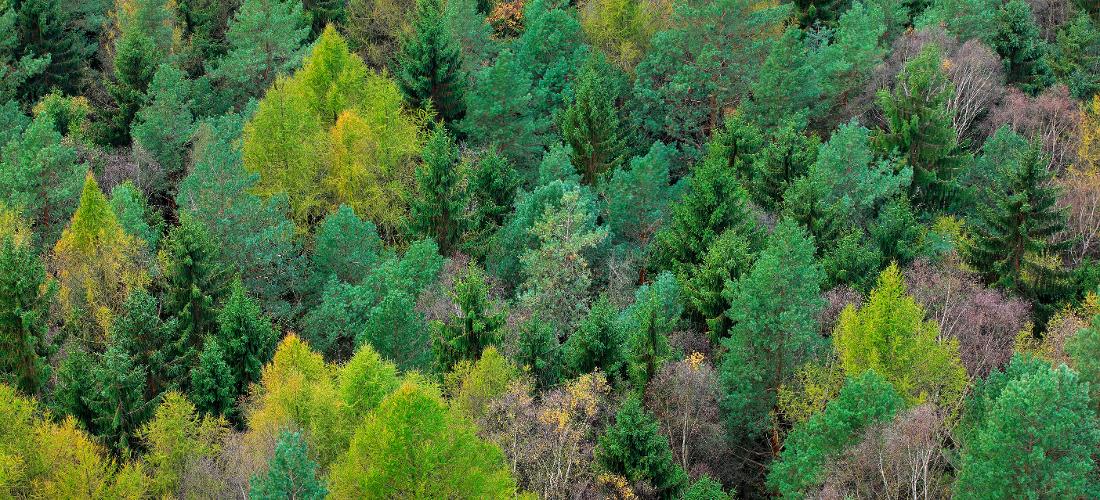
[[560, 54, 626, 185], [337, 342, 400, 424], [251, 430, 328, 500], [596, 395, 687, 497], [328, 380, 518, 498], [834, 264, 967, 405], [955, 355, 1100, 499], [394, 0, 466, 125], [408, 127, 466, 254], [767, 370, 904, 498], [720, 219, 826, 438], [208, 0, 311, 110], [139, 391, 227, 497], [52, 173, 149, 339], [110, 181, 163, 253]]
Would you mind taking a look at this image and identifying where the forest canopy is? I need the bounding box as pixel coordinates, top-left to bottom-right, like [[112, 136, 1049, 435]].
[[2, 0, 1100, 497]]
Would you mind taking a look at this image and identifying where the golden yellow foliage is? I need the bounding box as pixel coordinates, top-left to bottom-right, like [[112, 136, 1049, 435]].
[[1079, 95, 1100, 171]]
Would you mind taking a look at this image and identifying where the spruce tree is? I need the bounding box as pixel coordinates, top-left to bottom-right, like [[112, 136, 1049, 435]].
[[563, 294, 626, 381], [395, 0, 467, 125], [189, 336, 236, 417], [251, 430, 328, 500], [10, 0, 90, 102], [597, 396, 687, 497], [0, 233, 55, 395], [159, 214, 231, 346], [407, 127, 466, 254], [991, 0, 1054, 95], [560, 55, 626, 185], [625, 272, 681, 391], [463, 147, 519, 259], [215, 279, 276, 398], [965, 140, 1068, 300], [88, 343, 154, 455], [110, 290, 190, 398], [431, 263, 505, 373]]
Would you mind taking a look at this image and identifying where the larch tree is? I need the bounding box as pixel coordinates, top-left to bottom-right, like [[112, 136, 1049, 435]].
[[833, 264, 968, 406], [394, 0, 467, 125], [52, 173, 149, 340]]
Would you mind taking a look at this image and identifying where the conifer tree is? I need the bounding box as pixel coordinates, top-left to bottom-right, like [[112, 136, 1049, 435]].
[[966, 140, 1068, 299], [560, 55, 626, 185], [991, 0, 1054, 95], [461, 48, 550, 168], [9, 0, 90, 102], [514, 314, 562, 389], [88, 343, 154, 454], [52, 173, 149, 339], [395, 0, 467, 125], [215, 279, 277, 398], [159, 214, 231, 344], [463, 148, 519, 258], [131, 63, 194, 185], [564, 294, 626, 381], [208, 0, 311, 110], [720, 219, 825, 438], [597, 396, 688, 497], [189, 336, 235, 417], [750, 124, 819, 212], [106, 0, 180, 144], [110, 181, 163, 254], [408, 127, 466, 254], [251, 430, 328, 500], [873, 44, 965, 212], [625, 272, 681, 391], [0, 113, 83, 248], [110, 290, 190, 398], [0, 231, 56, 395], [432, 263, 505, 372], [955, 355, 1100, 498]]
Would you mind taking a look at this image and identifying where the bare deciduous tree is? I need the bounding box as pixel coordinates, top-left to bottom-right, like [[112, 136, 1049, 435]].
[[989, 84, 1081, 171], [645, 353, 728, 481]]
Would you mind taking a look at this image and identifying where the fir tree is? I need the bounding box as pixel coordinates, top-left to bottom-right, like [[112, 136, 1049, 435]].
[[189, 336, 235, 417], [395, 0, 467, 125], [0, 233, 55, 395], [251, 430, 328, 500], [159, 214, 232, 345], [596, 396, 687, 497], [560, 54, 626, 185], [215, 279, 276, 398], [966, 139, 1068, 300], [407, 127, 466, 254]]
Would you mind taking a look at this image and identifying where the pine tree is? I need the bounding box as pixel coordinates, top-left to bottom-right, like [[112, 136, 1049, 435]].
[[461, 48, 550, 168], [189, 336, 235, 417], [308, 204, 383, 298], [110, 181, 163, 254], [596, 396, 687, 497], [0, 113, 83, 249], [965, 139, 1068, 299], [159, 214, 231, 345], [955, 355, 1100, 498], [52, 173, 149, 339], [873, 44, 965, 212], [744, 28, 820, 131], [131, 63, 194, 186], [720, 219, 825, 438], [408, 127, 466, 254], [208, 0, 311, 110], [251, 430, 328, 500], [560, 55, 626, 185], [0, 232, 56, 395], [215, 279, 276, 398], [360, 289, 432, 371], [395, 0, 467, 125], [0, 7, 48, 105]]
